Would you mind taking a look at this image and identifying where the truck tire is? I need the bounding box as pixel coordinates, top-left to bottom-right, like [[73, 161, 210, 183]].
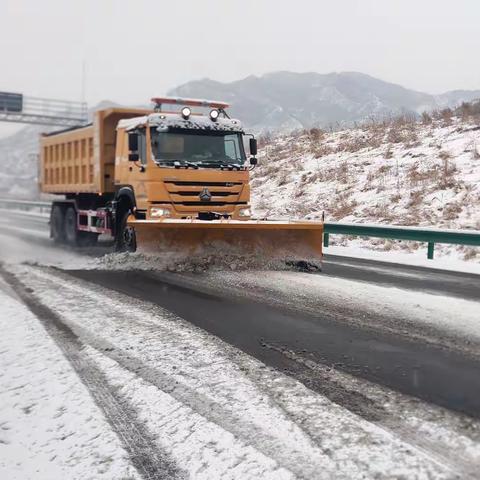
[[64, 206, 79, 246], [50, 204, 65, 243], [115, 211, 137, 252]]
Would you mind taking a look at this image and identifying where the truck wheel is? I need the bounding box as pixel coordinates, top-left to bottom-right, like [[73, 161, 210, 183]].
[[115, 211, 137, 252], [50, 205, 65, 243], [64, 206, 79, 246]]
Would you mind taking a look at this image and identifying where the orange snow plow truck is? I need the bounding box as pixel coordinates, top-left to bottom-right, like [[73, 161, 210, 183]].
[[39, 97, 323, 269]]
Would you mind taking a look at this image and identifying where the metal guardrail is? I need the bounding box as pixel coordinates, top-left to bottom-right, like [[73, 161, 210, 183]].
[[0, 198, 52, 214], [324, 222, 480, 259]]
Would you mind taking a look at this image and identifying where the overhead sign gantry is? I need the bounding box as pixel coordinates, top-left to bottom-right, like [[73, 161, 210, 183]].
[[0, 91, 87, 127]]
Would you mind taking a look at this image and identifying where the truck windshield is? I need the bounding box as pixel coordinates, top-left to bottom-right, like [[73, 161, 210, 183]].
[[151, 130, 246, 167]]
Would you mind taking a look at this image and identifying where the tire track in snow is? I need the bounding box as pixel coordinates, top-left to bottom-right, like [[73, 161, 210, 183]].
[[0, 265, 186, 480], [15, 264, 462, 480], [12, 267, 333, 479]]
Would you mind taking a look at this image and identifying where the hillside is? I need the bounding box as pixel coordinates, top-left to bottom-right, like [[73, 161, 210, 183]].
[[169, 71, 480, 131], [251, 108, 480, 260]]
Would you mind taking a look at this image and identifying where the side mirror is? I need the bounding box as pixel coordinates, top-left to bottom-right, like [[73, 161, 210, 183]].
[[250, 157, 258, 166], [249, 137, 258, 156]]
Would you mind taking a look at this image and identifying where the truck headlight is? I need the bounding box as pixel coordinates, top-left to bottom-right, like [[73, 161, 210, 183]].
[[181, 107, 191, 119], [150, 207, 171, 218], [210, 109, 219, 121], [238, 207, 251, 217]]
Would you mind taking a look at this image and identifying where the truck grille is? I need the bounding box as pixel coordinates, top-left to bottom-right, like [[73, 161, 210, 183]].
[[166, 181, 242, 187], [164, 180, 244, 207]]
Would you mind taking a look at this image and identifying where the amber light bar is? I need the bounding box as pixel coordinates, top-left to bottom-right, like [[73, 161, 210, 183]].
[[151, 97, 230, 110]]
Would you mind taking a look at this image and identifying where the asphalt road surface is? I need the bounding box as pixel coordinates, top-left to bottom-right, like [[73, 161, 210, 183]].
[[2, 208, 480, 419]]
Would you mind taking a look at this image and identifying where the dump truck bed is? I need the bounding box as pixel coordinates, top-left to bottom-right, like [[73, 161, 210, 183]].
[[40, 107, 150, 195]]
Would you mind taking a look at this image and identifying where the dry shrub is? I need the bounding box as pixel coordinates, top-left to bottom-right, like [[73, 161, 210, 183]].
[[387, 126, 405, 144], [443, 201, 462, 220], [366, 170, 376, 183], [403, 130, 420, 148], [440, 108, 453, 126], [407, 189, 423, 208], [258, 161, 278, 178], [329, 193, 358, 219], [311, 143, 334, 158], [439, 150, 452, 161], [378, 164, 392, 175], [257, 132, 273, 149], [372, 203, 394, 221], [256, 196, 269, 210], [336, 160, 349, 183], [472, 142, 480, 160], [463, 247, 478, 261], [277, 170, 290, 186], [407, 162, 433, 187], [301, 170, 323, 185], [421, 112, 432, 125], [335, 131, 383, 153], [439, 158, 457, 189], [308, 128, 324, 141]]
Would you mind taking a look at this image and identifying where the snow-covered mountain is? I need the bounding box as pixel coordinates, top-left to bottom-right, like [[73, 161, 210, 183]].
[[169, 71, 480, 131]]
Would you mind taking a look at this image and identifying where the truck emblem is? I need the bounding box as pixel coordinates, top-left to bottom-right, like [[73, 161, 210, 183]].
[[199, 188, 212, 202]]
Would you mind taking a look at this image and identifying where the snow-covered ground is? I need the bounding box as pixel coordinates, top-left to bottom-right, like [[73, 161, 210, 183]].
[[325, 244, 480, 275], [2, 264, 479, 479], [252, 115, 480, 262], [0, 287, 140, 480]]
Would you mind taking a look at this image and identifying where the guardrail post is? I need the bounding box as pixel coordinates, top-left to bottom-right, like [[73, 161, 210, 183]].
[[427, 242, 435, 260], [323, 232, 330, 248]]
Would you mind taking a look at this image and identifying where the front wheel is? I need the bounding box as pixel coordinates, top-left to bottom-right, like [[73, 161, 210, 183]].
[[115, 211, 137, 252]]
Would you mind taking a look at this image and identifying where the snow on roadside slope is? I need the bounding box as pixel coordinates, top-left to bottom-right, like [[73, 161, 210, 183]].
[[252, 116, 480, 261], [324, 244, 480, 275], [9, 264, 462, 479], [0, 289, 140, 480]]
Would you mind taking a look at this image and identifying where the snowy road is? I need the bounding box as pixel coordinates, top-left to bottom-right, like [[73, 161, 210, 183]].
[[1, 208, 480, 479]]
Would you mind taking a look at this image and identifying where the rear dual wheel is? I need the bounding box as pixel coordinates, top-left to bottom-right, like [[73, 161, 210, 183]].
[[50, 205, 65, 243], [51, 205, 98, 247], [64, 207, 78, 245]]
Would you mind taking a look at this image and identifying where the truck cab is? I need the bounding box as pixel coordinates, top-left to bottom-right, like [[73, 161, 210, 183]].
[[114, 98, 257, 224]]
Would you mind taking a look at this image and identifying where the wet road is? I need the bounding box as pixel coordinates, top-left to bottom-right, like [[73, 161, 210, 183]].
[[68, 268, 480, 418]]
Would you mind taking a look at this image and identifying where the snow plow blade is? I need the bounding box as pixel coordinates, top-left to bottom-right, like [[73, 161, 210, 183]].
[[128, 217, 324, 270]]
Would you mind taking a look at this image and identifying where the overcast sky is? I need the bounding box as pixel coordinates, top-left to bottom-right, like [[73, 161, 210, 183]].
[[1, 0, 479, 136]]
